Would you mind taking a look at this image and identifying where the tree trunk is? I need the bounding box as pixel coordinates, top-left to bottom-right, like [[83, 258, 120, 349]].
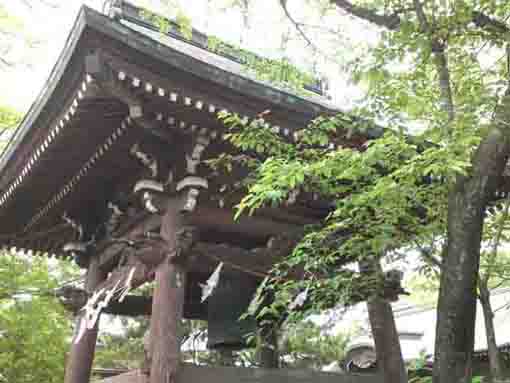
[[64, 256, 106, 383], [433, 95, 510, 383], [361, 261, 407, 383], [479, 278, 504, 381]]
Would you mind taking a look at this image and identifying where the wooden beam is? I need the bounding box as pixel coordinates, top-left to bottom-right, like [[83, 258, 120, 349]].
[[57, 286, 153, 316], [189, 205, 302, 240], [187, 237, 299, 275], [97, 211, 161, 272], [57, 281, 206, 319], [88, 235, 406, 322], [64, 256, 106, 383], [102, 295, 153, 316], [96, 206, 302, 273]]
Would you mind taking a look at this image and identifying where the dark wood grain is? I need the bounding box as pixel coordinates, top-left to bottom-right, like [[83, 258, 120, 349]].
[[64, 256, 106, 383]]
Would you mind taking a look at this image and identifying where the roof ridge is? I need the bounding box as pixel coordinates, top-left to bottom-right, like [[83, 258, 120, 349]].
[[108, 0, 328, 96]]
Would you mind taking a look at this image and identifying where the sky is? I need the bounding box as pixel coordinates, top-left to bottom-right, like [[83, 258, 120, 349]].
[[0, 0, 103, 110], [0, 0, 377, 112]]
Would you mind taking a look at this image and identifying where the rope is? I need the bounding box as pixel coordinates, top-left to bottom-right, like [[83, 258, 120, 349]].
[[202, 251, 270, 279]]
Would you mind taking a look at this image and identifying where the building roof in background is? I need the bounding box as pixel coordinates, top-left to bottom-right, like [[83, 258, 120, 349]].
[[343, 288, 510, 368], [108, 0, 334, 106]]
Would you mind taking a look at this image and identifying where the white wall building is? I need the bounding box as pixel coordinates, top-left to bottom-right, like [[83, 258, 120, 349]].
[[332, 288, 510, 370]]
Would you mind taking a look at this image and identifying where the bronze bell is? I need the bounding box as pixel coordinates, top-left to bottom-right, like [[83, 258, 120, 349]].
[[206, 269, 258, 350]]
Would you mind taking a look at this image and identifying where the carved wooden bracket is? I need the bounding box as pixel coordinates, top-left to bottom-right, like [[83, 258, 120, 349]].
[[62, 241, 90, 268], [61, 213, 97, 268], [132, 175, 209, 215], [130, 143, 158, 179], [62, 212, 84, 241], [186, 135, 210, 175], [133, 180, 165, 214], [175, 176, 208, 213]]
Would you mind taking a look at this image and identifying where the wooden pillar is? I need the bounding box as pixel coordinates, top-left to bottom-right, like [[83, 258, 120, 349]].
[[259, 325, 279, 368], [218, 349, 235, 366], [149, 261, 186, 383], [64, 256, 106, 383], [256, 289, 280, 369], [149, 199, 188, 383]]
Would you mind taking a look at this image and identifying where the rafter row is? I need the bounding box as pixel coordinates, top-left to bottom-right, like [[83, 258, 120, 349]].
[[0, 74, 93, 209]]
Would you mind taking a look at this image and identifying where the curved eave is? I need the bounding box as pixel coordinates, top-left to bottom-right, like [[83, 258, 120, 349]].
[[0, 5, 341, 192], [0, 9, 89, 188], [85, 6, 339, 114]]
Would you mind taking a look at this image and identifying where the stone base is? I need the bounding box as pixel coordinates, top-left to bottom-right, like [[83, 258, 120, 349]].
[[97, 366, 380, 383]]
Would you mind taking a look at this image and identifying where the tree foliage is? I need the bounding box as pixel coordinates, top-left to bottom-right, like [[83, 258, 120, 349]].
[[94, 318, 148, 370], [0, 1, 49, 69], [0, 105, 20, 131], [279, 320, 352, 369], [215, 110, 456, 318], [0, 252, 74, 383]]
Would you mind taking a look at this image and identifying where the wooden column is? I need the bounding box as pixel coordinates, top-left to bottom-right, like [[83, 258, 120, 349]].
[[149, 199, 189, 383], [256, 289, 280, 369], [218, 349, 235, 366], [259, 326, 280, 368], [64, 256, 106, 383]]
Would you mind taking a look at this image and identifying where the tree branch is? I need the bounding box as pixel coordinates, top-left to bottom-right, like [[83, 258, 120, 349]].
[[416, 243, 442, 269], [330, 0, 401, 30], [279, 0, 345, 63], [472, 11, 510, 35], [21, 0, 58, 9], [489, 197, 510, 260], [481, 195, 510, 282], [295, 23, 342, 36], [279, 0, 316, 48], [0, 56, 13, 68], [413, 0, 455, 123], [413, 0, 431, 33]]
